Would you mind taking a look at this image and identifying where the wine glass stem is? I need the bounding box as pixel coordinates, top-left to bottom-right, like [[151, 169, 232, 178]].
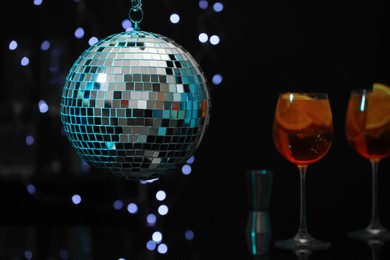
[[297, 165, 308, 236], [369, 159, 380, 228]]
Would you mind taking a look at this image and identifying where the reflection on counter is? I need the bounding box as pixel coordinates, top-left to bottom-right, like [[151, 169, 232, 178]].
[[0, 226, 389, 260]]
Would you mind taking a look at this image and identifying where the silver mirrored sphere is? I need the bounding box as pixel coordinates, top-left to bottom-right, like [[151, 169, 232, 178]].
[[60, 30, 211, 181]]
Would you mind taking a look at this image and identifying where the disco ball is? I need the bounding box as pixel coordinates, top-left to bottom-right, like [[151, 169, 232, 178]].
[[60, 30, 211, 181]]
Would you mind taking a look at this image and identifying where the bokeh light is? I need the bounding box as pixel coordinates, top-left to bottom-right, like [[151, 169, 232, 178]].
[[152, 231, 163, 243], [113, 200, 124, 210], [170, 13, 180, 24], [38, 99, 49, 113], [21, 57, 30, 66], [209, 35, 220, 45], [9, 40, 18, 50], [146, 240, 156, 251], [74, 27, 85, 39], [199, 0, 208, 9], [33, 0, 43, 6], [158, 205, 169, 215], [212, 73, 223, 85], [88, 36, 98, 45], [185, 229, 195, 240], [72, 194, 82, 205], [27, 184, 36, 194], [146, 213, 157, 226], [26, 135, 35, 146], [157, 243, 168, 254], [156, 190, 166, 201], [181, 164, 192, 175], [24, 250, 33, 260], [40, 40, 51, 51], [122, 19, 132, 31], [186, 156, 195, 164], [80, 160, 91, 172], [127, 203, 138, 214], [213, 2, 224, 12], [198, 33, 208, 43]]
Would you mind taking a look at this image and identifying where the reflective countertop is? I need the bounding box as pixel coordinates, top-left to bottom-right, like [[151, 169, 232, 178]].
[[1, 225, 390, 260]]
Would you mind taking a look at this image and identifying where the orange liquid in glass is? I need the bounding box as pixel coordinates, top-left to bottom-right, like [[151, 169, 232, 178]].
[[346, 91, 390, 160], [273, 94, 333, 165]]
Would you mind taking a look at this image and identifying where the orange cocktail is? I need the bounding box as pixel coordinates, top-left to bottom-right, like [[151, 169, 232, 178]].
[[272, 92, 333, 250], [345, 83, 390, 240], [346, 84, 390, 160], [273, 93, 333, 166]]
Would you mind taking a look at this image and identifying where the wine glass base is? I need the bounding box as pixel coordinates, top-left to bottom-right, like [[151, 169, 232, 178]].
[[275, 235, 331, 250], [349, 227, 390, 241]]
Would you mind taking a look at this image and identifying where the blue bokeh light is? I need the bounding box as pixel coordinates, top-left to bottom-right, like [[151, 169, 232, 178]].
[[185, 229, 195, 240], [170, 13, 180, 24], [181, 164, 192, 175], [88, 36, 98, 46], [24, 250, 33, 260], [80, 160, 91, 172], [72, 194, 82, 205], [186, 156, 195, 164], [158, 205, 169, 216], [122, 19, 132, 31], [33, 0, 43, 6], [157, 243, 168, 254], [152, 231, 163, 243], [113, 200, 124, 210], [212, 74, 223, 85], [27, 184, 36, 194], [198, 33, 208, 43], [156, 190, 166, 201], [127, 203, 138, 214], [147, 213, 157, 225], [38, 99, 49, 113], [26, 135, 35, 146], [213, 2, 224, 12], [199, 0, 208, 9], [21, 57, 30, 66], [146, 240, 156, 251], [74, 27, 85, 39], [9, 40, 18, 50], [40, 40, 51, 51], [209, 35, 220, 45]]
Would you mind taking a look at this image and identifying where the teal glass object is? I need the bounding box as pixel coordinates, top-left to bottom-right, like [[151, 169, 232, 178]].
[[60, 30, 211, 181], [245, 170, 273, 256]]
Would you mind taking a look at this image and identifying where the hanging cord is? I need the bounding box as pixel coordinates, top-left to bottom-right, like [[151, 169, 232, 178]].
[[129, 0, 143, 31]]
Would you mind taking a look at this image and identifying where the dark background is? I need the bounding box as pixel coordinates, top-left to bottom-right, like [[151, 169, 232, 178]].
[[1, 0, 390, 259]]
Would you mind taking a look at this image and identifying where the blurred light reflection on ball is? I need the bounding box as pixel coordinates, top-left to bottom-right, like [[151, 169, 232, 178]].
[[60, 30, 211, 181]]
